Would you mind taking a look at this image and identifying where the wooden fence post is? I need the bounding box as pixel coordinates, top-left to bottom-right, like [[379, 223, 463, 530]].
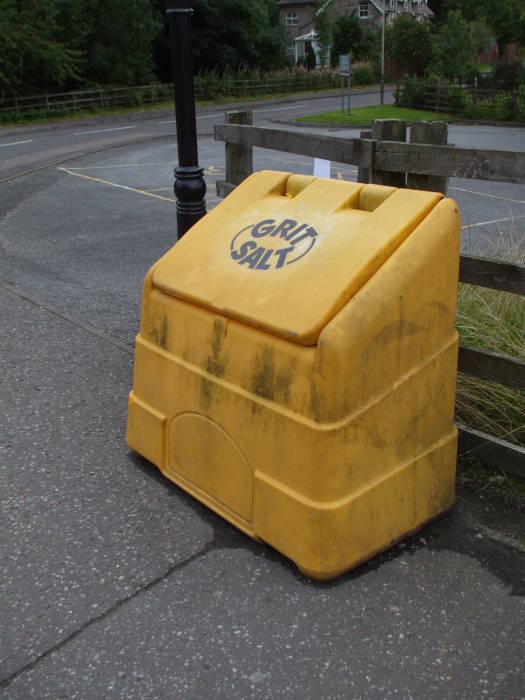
[[407, 121, 449, 194], [225, 110, 253, 185], [371, 119, 407, 187], [357, 129, 373, 183], [216, 110, 254, 198]]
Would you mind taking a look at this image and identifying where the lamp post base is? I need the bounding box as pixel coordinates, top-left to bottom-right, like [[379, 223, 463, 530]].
[[174, 165, 206, 239]]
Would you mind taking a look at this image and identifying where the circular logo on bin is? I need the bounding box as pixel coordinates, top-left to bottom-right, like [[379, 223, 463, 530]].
[[230, 219, 318, 271]]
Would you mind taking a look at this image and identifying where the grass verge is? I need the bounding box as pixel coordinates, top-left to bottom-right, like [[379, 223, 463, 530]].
[[297, 105, 454, 125], [455, 238, 524, 492]]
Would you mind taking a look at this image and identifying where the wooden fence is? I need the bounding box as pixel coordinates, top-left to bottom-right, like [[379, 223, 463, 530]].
[[421, 84, 520, 116], [214, 112, 525, 477], [395, 80, 523, 121], [0, 74, 340, 119]]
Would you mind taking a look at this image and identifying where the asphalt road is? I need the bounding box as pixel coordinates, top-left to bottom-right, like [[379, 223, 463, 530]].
[[1, 91, 525, 698], [0, 90, 391, 182], [2, 88, 524, 257]]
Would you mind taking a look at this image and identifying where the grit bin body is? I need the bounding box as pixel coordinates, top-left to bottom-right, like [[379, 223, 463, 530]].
[[127, 171, 460, 580]]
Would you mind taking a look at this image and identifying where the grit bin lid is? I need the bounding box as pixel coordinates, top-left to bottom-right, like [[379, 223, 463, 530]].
[[152, 171, 441, 345]]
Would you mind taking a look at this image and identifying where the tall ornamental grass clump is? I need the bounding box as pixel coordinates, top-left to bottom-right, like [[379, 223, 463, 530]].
[[455, 236, 525, 448]]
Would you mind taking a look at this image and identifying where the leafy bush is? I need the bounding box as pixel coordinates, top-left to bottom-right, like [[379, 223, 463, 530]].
[[351, 61, 378, 86], [492, 92, 515, 120], [492, 59, 523, 90], [447, 85, 467, 113], [330, 15, 366, 66], [396, 76, 426, 108], [387, 13, 431, 77]]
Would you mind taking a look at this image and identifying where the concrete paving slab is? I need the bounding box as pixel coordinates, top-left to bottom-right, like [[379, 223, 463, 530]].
[[0, 289, 213, 680], [5, 540, 525, 699]]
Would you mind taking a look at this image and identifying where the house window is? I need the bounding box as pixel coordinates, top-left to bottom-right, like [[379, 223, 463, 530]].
[[359, 2, 369, 18], [285, 11, 299, 26]]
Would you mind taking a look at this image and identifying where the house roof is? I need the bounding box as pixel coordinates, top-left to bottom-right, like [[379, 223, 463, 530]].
[[294, 30, 317, 42], [368, 0, 386, 12], [277, 0, 314, 6]]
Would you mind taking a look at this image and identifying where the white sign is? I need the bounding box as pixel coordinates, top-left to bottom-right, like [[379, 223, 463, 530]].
[[338, 55, 350, 76], [313, 158, 331, 178]]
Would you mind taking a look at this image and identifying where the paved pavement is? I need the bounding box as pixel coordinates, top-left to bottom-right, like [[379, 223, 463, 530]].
[[1, 96, 525, 698]]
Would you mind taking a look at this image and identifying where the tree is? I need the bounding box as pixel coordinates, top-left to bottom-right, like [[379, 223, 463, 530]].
[[429, 0, 524, 54], [313, 0, 333, 68], [430, 9, 473, 81], [330, 15, 364, 65], [519, 9, 525, 49], [430, 0, 481, 23], [191, 0, 288, 72], [489, 0, 522, 56], [387, 14, 432, 76], [84, 0, 161, 85], [469, 17, 492, 59], [0, 0, 81, 97]]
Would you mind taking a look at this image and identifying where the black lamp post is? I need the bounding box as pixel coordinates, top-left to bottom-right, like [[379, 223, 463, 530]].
[[166, 0, 207, 239]]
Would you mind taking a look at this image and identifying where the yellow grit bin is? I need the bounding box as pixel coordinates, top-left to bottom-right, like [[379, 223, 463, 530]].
[[127, 171, 460, 580]]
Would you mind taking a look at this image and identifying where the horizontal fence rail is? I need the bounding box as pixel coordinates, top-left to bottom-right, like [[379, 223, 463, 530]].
[[374, 141, 525, 184], [215, 114, 525, 477], [214, 123, 362, 165], [457, 345, 525, 392], [459, 255, 525, 295], [457, 424, 525, 477], [0, 75, 340, 119], [214, 123, 525, 185]]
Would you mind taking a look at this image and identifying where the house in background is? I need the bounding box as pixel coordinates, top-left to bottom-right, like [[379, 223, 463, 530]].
[[277, 0, 325, 66], [278, 0, 433, 65]]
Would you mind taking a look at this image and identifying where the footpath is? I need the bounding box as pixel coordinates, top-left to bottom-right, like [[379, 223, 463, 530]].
[[1, 129, 525, 699]]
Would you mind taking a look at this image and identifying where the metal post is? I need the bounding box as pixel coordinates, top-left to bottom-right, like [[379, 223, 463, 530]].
[[166, 0, 206, 239], [380, 10, 385, 106], [341, 75, 344, 113]]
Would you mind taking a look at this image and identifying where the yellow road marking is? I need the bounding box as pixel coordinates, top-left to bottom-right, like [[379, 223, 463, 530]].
[[58, 167, 175, 202], [450, 186, 525, 206], [67, 162, 222, 173]]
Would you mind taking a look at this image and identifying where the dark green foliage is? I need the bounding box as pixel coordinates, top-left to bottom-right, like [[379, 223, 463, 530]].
[[429, 10, 472, 82], [0, 0, 290, 98], [83, 0, 161, 85], [395, 76, 426, 108], [0, 0, 160, 97], [387, 14, 432, 77], [313, 0, 333, 68], [330, 15, 366, 66], [191, 0, 289, 72], [493, 59, 523, 90], [489, 0, 522, 55], [446, 84, 467, 112], [430, 0, 523, 55], [0, 0, 82, 97]]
